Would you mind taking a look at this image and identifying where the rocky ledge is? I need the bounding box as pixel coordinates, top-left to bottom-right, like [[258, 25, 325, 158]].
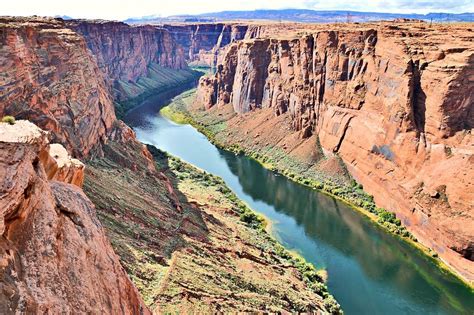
[[0, 120, 148, 313]]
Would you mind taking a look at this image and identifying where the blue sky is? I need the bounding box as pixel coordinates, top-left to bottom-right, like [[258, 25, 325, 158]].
[[3, 0, 474, 20]]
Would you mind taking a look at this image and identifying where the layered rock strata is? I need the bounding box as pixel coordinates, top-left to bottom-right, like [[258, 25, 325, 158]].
[[0, 17, 115, 158], [162, 23, 252, 67], [196, 21, 474, 281], [68, 20, 187, 82], [0, 120, 148, 314]]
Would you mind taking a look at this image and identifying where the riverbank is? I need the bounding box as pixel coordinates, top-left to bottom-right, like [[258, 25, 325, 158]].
[[114, 65, 204, 119], [84, 133, 342, 313], [160, 151, 342, 313], [161, 89, 474, 290]]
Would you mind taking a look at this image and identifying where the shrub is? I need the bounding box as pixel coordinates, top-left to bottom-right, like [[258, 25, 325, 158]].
[[378, 210, 396, 223], [312, 181, 324, 190], [1, 115, 15, 125], [240, 211, 263, 227], [311, 282, 328, 295], [324, 295, 342, 314]]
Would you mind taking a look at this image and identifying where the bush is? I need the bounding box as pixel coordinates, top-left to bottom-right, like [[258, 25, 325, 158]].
[[312, 181, 324, 190], [1, 115, 15, 125], [311, 282, 328, 295], [324, 295, 342, 314], [240, 210, 263, 227], [378, 210, 396, 223]]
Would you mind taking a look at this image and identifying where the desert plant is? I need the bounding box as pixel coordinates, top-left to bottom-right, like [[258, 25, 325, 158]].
[[324, 295, 342, 314], [1, 115, 15, 125]]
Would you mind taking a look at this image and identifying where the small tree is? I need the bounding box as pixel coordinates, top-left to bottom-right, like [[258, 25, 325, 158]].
[[1, 115, 15, 125]]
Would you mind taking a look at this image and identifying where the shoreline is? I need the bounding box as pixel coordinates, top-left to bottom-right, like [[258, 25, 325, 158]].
[[158, 152, 343, 313], [160, 93, 474, 291]]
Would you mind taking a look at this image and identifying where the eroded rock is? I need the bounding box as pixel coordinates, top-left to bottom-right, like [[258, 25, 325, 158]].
[[0, 17, 115, 158], [0, 120, 148, 314]]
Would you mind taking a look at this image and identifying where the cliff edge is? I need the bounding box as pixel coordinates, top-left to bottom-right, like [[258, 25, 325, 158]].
[[0, 120, 148, 314]]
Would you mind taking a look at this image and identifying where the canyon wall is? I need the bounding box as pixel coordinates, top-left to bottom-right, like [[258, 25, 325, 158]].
[[67, 20, 196, 104], [196, 22, 474, 280], [0, 17, 192, 156], [0, 120, 148, 314], [0, 17, 338, 311], [68, 20, 187, 82], [162, 23, 253, 67], [0, 17, 115, 158]]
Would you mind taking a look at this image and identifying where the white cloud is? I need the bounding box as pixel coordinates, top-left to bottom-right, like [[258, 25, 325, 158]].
[[305, 0, 474, 14], [2, 0, 473, 20]]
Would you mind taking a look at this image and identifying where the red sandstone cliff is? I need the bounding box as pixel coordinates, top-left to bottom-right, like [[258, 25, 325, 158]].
[[196, 22, 474, 281], [68, 20, 187, 82], [162, 23, 252, 67], [0, 120, 148, 314], [0, 17, 116, 158], [0, 17, 192, 157], [0, 16, 337, 312]]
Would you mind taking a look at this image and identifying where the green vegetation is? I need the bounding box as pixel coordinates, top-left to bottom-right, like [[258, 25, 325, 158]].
[[114, 64, 204, 119], [165, 153, 342, 314], [1, 115, 15, 125], [168, 155, 267, 230]]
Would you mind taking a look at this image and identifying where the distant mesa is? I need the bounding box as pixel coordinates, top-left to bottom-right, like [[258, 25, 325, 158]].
[[124, 9, 474, 24]]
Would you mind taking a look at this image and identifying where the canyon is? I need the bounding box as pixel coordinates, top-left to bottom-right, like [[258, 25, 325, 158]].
[[194, 21, 474, 282], [0, 14, 472, 313], [162, 23, 252, 67], [0, 16, 339, 313]]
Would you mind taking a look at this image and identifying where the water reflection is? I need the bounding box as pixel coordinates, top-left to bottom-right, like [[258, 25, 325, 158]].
[[130, 102, 473, 315], [221, 151, 473, 314]]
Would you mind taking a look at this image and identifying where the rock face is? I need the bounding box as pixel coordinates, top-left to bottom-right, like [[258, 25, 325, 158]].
[[0, 120, 148, 314], [162, 23, 251, 67], [68, 20, 187, 83], [0, 17, 192, 157], [0, 17, 116, 158], [42, 143, 85, 187], [197, 22, 474, 281]]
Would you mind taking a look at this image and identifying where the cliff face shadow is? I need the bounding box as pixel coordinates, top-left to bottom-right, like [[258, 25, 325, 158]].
[[441, 53, 474, 135], [410, 60, 427, 135], [413, 68, 426, 134]]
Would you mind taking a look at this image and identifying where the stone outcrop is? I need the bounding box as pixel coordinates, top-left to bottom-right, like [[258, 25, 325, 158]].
[[196, 22, 474, 281], [42, 143, 85, 187], [68, 20, 187, 82], [0, 120, 148, 314], [0, 17, 116, 158], [162, 23, 251, 67]]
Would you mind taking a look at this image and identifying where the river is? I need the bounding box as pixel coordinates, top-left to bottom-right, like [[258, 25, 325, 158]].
[[125, 86, 474, 315]]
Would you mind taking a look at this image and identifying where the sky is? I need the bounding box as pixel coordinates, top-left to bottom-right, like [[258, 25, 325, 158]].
[[3, 0, 474, 20]]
